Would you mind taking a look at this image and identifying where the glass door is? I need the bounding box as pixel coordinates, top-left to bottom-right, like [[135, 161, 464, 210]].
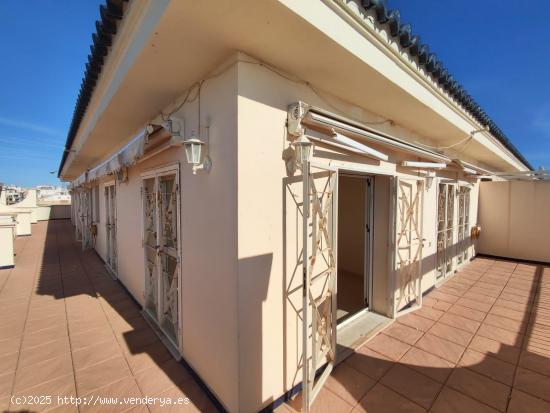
[[436, 183, 456, 280], [141, 166, 181, 348], [393, 177, 424, 316], [143, 176, 159, 320], [457, 186, 471, 265], [158, 173, 179, 344], [74, 189, 82, 241], [81, 188, 93, 250], [463, 188, 470, 262], [105, 184, 117, 275], [300, 160, 337, 412]]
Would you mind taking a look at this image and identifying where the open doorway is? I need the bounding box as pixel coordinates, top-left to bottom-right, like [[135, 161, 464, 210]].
[[337, 174, 373, 323]]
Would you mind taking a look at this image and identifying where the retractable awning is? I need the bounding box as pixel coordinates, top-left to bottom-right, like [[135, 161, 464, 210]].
[[90, 127, 154, 183], [70, 125, 177, 188], [289, 102, 451, 164], [304, 128, 389, 161]]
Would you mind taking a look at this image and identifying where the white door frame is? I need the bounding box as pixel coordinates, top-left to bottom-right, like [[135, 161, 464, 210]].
[[301, 160, 428, 406], [389, 176, 424, 318], [104, 181, 117, 276], [301, 160, 338, 412], [140, 162, 182, 352], [436, 180, 457, 281], [456, 185, 472, 268], [81, 187, 93, 250]]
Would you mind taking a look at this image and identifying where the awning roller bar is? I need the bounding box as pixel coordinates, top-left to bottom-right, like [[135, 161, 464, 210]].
[[401, 161, 447, 169]]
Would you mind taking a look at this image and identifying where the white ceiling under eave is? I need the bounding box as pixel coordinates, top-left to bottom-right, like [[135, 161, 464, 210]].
[[61, 0, 526, 179]]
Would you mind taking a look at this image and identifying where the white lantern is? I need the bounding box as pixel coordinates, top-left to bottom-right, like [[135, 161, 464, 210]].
[[184, 133, 204, 166], [293, 135, 313, 164]]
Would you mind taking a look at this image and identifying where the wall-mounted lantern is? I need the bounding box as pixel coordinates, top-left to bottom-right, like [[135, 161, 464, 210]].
[[424, 170, 436, 191], [184, 131, 212, 174], [293, 135, 313, 165]]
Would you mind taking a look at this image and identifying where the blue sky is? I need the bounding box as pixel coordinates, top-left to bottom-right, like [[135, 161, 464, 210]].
[[391, 0, 550, 169], [0, 1, 549, 188], [0, 1, 101, 187]]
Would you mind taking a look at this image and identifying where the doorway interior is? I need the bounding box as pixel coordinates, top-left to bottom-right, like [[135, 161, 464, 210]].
[[336, 173, 373, 324]]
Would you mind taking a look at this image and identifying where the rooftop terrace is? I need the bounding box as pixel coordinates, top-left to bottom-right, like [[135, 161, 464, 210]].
[[279, 255, 550, 412], [1, 220, 549, 412]]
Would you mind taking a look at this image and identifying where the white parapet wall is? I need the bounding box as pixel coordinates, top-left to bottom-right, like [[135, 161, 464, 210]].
[[12, 190, 45, 223], [1, 189, 41, 223], [48, 204, 71, 220], [0, 189, 71, 224], [0, 210, 32, 236], [0, 215, 16, 268], [478, 180, 550, 263]]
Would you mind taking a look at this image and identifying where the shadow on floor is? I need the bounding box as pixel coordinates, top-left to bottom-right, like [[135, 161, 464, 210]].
[[2, 220, 220, 413], [282, 257, 550, 413]]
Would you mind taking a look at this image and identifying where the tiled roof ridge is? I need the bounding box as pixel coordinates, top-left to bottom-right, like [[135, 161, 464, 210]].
[[361, 0, 532, 169], [58, 0, 127, 176]]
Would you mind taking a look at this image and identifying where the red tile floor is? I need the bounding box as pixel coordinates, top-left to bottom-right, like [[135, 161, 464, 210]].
[[280, 256, 550, 412], [0, 220, 217, 413], [2, 220, 550, 413]]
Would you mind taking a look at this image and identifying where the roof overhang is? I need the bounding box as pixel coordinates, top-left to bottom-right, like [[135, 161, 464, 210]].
[[59, 0, 530, 180]]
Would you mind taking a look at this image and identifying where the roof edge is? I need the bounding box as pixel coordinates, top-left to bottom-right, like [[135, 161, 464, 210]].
[[360, 0, 532, 170], [58, 0, 128, 178], [59, 0, 533, 176]]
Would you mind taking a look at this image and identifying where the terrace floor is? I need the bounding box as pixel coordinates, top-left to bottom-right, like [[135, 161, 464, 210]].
[[0, 220, 217, 413], [281, 256, 550, 412], [2, 221, 550, 413]]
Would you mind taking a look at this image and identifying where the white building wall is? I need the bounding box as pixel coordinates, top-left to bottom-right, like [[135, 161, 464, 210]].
[[89, 62, 241, 413], [478, 181, 550, 263], [236, 59, 482, 412], [77, 54, 488, 413]]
